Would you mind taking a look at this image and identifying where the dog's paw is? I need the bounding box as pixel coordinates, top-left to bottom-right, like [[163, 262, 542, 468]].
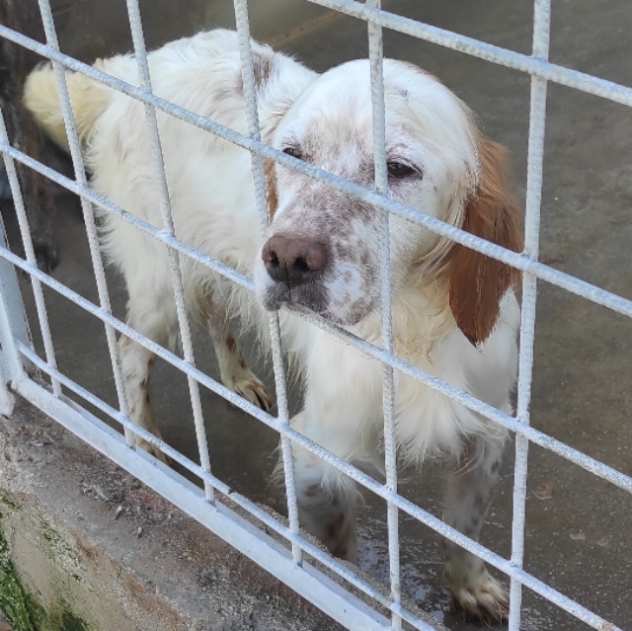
[[299, 500, 357, 561], [447, 562, 508, 623], [230, 371, 273, 412]]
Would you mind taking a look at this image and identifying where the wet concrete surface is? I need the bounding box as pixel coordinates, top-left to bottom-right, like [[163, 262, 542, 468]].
[[4, 1, 632, 629]]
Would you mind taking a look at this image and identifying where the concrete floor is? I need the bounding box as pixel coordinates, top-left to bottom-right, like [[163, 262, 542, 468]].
[[4, 1, 632, 629]]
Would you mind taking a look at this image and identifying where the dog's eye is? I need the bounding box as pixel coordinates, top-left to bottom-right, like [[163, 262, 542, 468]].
[[283, 146, 303, 160], [387, 160, 419, 179]]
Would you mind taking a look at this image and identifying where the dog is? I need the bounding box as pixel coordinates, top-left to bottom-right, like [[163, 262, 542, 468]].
[[24, 28, 522, 620]]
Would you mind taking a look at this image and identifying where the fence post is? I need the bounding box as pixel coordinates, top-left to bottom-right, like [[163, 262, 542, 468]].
[[0, 213, 31, 415]]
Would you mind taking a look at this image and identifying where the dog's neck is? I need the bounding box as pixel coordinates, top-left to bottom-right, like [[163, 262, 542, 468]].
[[350, 274, 455, 364]]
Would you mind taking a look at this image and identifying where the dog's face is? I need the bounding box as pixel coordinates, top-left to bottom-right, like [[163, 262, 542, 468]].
[[255, 59, 519, 340]]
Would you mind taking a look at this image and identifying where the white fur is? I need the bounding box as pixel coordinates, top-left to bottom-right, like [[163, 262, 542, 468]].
[[25, 29, 519, 617], [85, 31, 516, 462]]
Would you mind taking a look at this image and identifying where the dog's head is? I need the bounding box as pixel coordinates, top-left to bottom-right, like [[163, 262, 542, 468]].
[[254, 59, 521, 345]]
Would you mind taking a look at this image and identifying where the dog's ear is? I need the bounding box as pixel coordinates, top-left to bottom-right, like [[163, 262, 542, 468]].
[[448, 137, 522, 346]]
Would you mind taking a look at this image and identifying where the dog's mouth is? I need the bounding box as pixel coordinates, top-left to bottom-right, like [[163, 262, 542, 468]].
[[261, 281, 371, 327], [262, 279, 328, 316]]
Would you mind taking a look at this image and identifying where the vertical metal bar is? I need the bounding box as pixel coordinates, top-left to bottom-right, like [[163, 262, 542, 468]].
[[0, 216, 32, 361], [509, 2, 551, 629], [232, 0, 302, 565], [124, 0, 214, 501], [36, 0, 131, 436], [0, 306, 17, 415], [0, 108, 60, 396], [367, 2, 401, 628], [0, 214, 30, 414]]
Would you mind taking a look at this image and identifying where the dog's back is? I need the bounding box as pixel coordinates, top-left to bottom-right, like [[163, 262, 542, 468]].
[[24, 30, 316, 292]]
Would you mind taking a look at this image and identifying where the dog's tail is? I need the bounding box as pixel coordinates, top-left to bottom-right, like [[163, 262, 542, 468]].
[[23, 61, 111, 151]]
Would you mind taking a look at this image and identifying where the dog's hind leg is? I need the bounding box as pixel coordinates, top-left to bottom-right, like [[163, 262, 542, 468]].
[[204, 299, 272, 411]]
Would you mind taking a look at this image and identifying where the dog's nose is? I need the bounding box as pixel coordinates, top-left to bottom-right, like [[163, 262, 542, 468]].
[[262, 233, 328, 284]]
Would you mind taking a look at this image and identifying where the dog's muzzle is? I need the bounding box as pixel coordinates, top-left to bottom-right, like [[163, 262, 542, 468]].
[[260, 232, 329, 313]]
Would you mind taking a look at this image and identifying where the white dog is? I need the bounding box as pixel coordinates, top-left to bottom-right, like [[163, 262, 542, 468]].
[[25, 28, 521, 620]]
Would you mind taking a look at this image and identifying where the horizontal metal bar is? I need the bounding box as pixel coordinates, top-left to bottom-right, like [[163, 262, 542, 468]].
[[1, 26, 631, 321], [3, 141, 630, 502], [13, 375, 393, 631], [304, 0, 632, 108], [3, 139, 631, 494]]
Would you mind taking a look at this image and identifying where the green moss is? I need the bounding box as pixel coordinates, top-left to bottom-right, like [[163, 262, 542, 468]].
[[0, 529, 90, 631], [24, 595, 48, 630], [58, 611, 89, 631], [0, 510, 92, 631], [0, 492, 20, 511], [0, 528, 37, 631]]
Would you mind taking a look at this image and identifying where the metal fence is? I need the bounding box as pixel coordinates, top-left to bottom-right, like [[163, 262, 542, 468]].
[[0, 1, 631, 629]]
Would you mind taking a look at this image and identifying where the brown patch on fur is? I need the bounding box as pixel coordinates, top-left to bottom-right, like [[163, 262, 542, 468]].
[[448, 137, 523, 346], [235, 51, 274, 94], [264, 158, 278, 218], [253, 53, 273, 87], [236, 52, 274, 95], [226, 335, 236, 352], [326, 512, 345, 540]]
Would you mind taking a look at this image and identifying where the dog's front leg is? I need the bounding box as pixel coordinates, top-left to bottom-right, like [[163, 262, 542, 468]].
[[204, 299, 272, 412], [285, 411, 363, 560], [278, 333, 382, 559], [443, 433, 508, 621]]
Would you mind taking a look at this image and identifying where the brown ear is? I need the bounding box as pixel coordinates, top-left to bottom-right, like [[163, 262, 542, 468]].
[[448, 137, 523, 346]]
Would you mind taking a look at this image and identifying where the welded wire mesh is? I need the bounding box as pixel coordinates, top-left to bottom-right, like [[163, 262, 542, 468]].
[[0, 1, 630, 630]]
